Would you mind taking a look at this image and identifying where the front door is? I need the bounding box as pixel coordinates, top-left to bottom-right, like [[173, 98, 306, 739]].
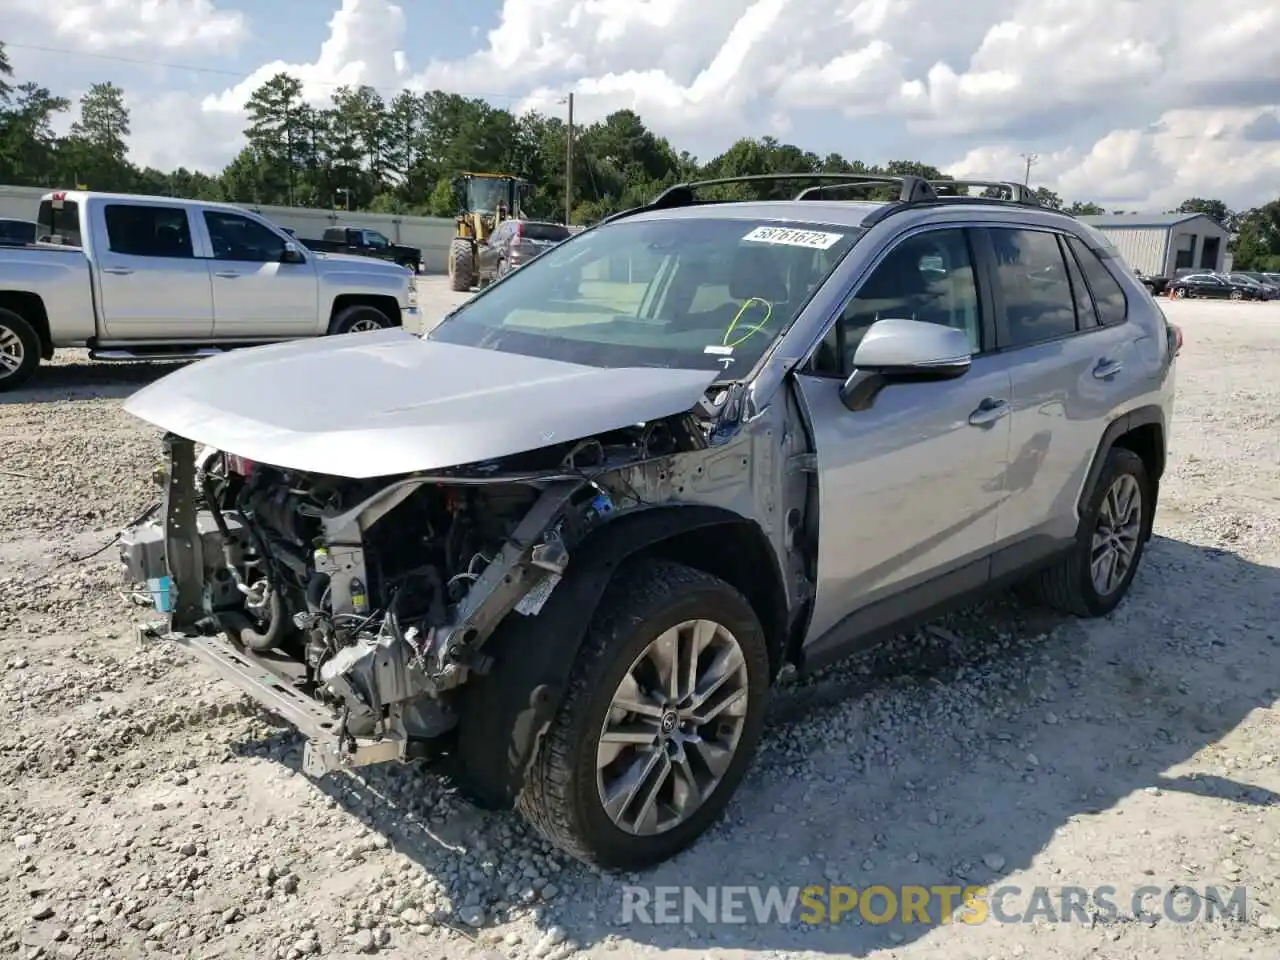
[[795, 226, 1013, 643], [94, 202, 214, 339], [200, 211, 319, 338]]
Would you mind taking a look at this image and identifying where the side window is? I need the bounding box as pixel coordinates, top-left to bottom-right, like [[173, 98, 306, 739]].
[[988, 228, 1077, 347], [203, 211, 288, 262], [1066, 236, 1128, 326], [103, 205, 194, 258], [812, 228, 982, 377], [1059, 235, 1098, 329]]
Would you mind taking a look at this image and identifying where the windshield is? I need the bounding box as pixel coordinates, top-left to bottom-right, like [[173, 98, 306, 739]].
[[428, 217, 862, 374], [467, 178, 513, 214]]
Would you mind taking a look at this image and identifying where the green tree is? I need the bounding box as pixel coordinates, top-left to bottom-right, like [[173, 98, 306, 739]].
[[61, 82, 132, 189], [243, 72, 305, 204], [1176, 197, 1233, 228], [1066, 200, 1104, 215]]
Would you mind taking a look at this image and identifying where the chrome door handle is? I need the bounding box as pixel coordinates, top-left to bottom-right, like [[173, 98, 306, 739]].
[[214, 271, 242, 279], [1093, 358, 1123, 379], [101, 267, 133, 275], [968, 397, 1010, 427]]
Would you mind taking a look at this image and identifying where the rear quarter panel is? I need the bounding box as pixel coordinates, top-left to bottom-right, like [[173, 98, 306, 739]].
[[0, 246, 97, 343]]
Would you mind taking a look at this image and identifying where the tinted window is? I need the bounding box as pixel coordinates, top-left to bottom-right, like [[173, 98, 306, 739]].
[[814, 228, 982, 376], [363, 230, 389, 248], [204, 211, 287, 262], [989, 228, 1077, 346], [0, 220, 36, 243], [520, 222, 572, 243], [37, 200, 82, 246], [104, 205, 193, 258], [429, 217, 862, 375], [1060, 235, 1096, 329]]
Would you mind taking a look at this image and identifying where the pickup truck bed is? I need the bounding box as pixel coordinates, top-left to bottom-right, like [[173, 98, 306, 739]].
[[0, 190, 418, 391]]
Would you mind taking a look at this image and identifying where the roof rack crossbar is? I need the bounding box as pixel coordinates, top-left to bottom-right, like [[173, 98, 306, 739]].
[[927, 179, 1038, 204], [792, 177, 938, 201], [646, 172, 937, 209]]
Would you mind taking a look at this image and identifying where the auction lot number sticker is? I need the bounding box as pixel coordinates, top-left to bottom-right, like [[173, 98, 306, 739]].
[[742, 225, 845, 249]]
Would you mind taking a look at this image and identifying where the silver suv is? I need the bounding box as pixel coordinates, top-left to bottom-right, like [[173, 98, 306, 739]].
[[117, 174, 1178, 871]]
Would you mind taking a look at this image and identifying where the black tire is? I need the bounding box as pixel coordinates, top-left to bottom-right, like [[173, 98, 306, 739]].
[[448, 238, 474, 292], [0, 307, 41, 393], [516, 559, 770, 870], [328, 304, 393, 335], [1171, 287, 1187, 299], [1017, 446, 1151, 617]]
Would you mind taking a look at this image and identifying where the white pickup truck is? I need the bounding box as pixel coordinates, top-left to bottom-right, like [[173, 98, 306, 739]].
[[0, 190, 419, 391]]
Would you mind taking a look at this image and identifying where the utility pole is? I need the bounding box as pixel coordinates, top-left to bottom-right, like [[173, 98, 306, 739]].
[[565, 93, 574, 226], [1020, 152, 1039, 186]]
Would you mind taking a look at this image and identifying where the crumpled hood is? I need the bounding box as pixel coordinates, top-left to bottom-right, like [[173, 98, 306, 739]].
[[122, 328, 719, 478]]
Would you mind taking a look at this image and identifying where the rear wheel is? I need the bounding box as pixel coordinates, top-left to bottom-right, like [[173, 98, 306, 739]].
[[1171, 287, 1187, 299], [0, 307, 40, 393], [517, 559, 770, 870], [1017, 446, 1150, 617], [448, 238, 474, 292]]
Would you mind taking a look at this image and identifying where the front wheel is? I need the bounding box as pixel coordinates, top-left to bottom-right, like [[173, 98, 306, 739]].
[[1171, 287, 1187, 299], [1229, 289, 1244, 301], [517, 559, 770, 870], [448, 238, 474, 293], [329, 304, 393, 334]]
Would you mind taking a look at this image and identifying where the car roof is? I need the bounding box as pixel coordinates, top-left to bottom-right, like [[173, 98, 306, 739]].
[[626, 199, 886, 228]]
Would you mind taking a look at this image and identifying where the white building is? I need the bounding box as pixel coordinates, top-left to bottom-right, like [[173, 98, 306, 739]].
[[1078, 213, 1231, 277]]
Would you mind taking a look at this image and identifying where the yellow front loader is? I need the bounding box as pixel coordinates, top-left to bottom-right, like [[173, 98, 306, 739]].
[[447, 172, 528, 292]]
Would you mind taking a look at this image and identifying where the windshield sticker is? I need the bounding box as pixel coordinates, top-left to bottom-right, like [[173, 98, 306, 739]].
[[703, 344, 734, 356], [742, 225, 844, 250]]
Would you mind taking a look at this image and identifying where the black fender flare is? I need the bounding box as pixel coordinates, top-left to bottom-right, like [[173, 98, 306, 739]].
[[1076, 404, 1166, 517], [454, 504, 780, 809]]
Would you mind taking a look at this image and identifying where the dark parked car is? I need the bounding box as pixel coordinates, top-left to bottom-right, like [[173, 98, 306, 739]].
[[0, 218, 37, 246], [297, 226, 421, 272], [477, 219, 572, 284], [1134, 269, 1170, 296], [1167, 272, 1263, 301], [1232, 271, 1280, 300]]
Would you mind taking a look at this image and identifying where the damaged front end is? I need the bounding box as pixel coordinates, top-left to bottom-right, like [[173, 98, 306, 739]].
[[119, 415, 710, 778]]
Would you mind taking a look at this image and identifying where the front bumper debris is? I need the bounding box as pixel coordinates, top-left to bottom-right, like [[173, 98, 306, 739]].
[[137, 622, 401, 777]]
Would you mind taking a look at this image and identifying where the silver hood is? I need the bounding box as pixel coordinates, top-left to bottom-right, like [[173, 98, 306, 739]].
[[122, 328, 719, 478]]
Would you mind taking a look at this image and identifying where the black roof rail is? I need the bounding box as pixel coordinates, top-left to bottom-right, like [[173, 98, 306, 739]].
[[927, 179, 1038, 204], [792, 176, 936, 201], [646, 172, 937, 209]]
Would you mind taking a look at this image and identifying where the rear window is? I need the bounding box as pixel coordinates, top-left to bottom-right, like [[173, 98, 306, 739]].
[[103, 204, 194, 258], [429, 216, 862, 375], [519, 222, 571, 243], [37, 199, 82, 246]]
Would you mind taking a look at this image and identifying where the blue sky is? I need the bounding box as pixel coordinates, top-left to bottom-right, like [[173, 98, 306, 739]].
[[5, 0, 1280, 209]]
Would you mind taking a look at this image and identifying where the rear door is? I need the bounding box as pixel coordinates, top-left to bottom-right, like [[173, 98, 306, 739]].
[[978, 226, 1141, 569], [200, 210, 319, 338], [93, 201, 214, 339]]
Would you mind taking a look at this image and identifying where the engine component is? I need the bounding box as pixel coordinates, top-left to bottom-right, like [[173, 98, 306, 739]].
[[118, 510, 247, 613]]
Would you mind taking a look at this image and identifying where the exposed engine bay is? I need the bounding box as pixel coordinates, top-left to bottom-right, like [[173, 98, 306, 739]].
[[118, 411, 729, 775]]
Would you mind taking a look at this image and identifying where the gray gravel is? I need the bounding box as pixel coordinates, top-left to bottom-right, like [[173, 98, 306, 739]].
[[1, 288, 1278, 959]]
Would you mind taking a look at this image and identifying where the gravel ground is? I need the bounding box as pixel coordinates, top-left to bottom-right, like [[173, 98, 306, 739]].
[[2, 288, 1279, 960]]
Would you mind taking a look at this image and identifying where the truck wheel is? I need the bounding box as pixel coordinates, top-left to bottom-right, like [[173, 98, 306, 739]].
[[516, 559, 770, 870], [329, 304, 392, 335], [0, 307, 40, 393], [449, 239, 474, 293], [1016, 447, 1150, 617]]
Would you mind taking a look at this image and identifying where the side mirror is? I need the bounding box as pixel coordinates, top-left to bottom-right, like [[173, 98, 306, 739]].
[[281, 242, 305, 264], [839, 317, 972, 412]]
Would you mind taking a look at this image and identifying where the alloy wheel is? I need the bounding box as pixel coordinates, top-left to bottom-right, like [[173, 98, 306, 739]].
[[1090, 473, 1143, 597], [595, 618, 749, 837], [347, 317, 383, 333], [0, 324, 25, 378]]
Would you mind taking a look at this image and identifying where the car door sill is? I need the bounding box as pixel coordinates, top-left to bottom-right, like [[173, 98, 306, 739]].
[[798, 535, 1075, 677]]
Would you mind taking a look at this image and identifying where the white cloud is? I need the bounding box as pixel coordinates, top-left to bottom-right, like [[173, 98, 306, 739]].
[[13, 0, 1280, 207], [6, 0, 247, 54]]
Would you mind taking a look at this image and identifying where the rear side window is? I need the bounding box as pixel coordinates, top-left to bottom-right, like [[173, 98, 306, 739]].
[[37, 200, 82, 246], [520, 222, 571, 242], [104, 205, 194, 258], [1066, 237, 1128, 326], [0, 220, 36, 243], [988, 228, 1078, 347]]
